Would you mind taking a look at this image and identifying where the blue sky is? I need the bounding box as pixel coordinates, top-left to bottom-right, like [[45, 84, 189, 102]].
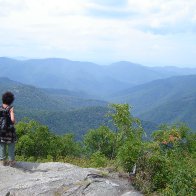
[[0, 0, 196, 67]]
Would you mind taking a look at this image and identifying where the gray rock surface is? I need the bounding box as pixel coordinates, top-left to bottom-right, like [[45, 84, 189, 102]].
[[0, 162, 142, 196]]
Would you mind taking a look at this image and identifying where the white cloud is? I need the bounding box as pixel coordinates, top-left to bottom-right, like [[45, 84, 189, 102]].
[[127, 0, 196, 34], [0, 0, 195, 67]]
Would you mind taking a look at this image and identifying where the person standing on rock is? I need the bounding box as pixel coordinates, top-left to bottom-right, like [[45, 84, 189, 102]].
[[0, 91, 16, 167]]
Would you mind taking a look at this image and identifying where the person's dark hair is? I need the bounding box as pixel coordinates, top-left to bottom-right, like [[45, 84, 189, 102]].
[[2, 91, 15, 105]]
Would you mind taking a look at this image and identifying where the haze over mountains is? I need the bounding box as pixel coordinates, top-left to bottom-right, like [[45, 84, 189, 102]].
[[0, 57, 196, 135], [1, 57, 196, 99]]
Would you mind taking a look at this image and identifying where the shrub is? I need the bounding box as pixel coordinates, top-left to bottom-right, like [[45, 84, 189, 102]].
[[90, 151, 108, 168], [133, 126, 196, 195], [84, 126, 115, 158], [133, 151, 170, 194], [117, 137, 143, 172]]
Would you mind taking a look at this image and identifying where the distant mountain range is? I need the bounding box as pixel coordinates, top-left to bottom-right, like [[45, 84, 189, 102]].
[[1, 57, 196, 98], [0, 57, 196, 134]]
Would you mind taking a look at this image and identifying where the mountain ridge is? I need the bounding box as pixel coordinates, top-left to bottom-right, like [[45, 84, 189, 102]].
[[1, 57, 196, 98]]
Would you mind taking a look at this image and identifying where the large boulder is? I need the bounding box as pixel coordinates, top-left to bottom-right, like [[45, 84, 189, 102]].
[[0, 162, 142, 196]]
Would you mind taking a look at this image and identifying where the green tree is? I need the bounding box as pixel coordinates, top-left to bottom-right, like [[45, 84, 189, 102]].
[[15, 119, 81, 160], [16, 134, 35, 157], [117, 135, 143, 172], [108, 104, 143, 148], [59, 134, 82, 157], [84, 126, 115, 158], [16, 120, 53, 158]]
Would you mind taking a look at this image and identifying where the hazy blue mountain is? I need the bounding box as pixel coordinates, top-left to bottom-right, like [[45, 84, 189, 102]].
[[1, 57, 196, 98], [105, 61, 169, 85], [0, 57, 130, 98], [41, 88, 91, 99], [151, 66, 196, 76], [112, 75, 196, 130]]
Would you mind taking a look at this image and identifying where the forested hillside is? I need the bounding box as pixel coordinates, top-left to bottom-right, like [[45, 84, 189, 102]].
[[0, 77, 107, 112], [0, 78, 110, 138], [0, 77, 157, 138], [139, 94, 196, 129], [16, 106, 111, 139], [112, 75, 196, 130]]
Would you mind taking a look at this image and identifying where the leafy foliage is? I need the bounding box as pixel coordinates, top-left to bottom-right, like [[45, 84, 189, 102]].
[[15, 120, 82, 160], [117, 137, 143, 172], [133, 124, 196, 195], [84, 104, 144, 172], [89, 151, 108, 168], [84, 126, 115, 158]]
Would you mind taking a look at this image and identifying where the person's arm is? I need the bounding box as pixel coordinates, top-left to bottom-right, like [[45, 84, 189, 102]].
[[9, 107, 15, 124]]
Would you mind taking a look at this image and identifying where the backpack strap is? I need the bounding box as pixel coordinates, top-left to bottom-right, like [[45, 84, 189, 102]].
[[5, 106, 13, 111], [1, 105, 13, 111]]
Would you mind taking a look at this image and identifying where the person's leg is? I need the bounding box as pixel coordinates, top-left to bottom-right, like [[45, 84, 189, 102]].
[[0, 142, 7, 166], [8, 142, 15, 161], [0, 142, 6, 160]]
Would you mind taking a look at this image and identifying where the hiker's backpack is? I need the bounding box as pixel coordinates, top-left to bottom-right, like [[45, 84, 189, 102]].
[[0, 106, 12, 134]]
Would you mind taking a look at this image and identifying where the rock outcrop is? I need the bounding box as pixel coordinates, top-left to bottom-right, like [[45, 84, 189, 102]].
[[0, 162, 142, 196]]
